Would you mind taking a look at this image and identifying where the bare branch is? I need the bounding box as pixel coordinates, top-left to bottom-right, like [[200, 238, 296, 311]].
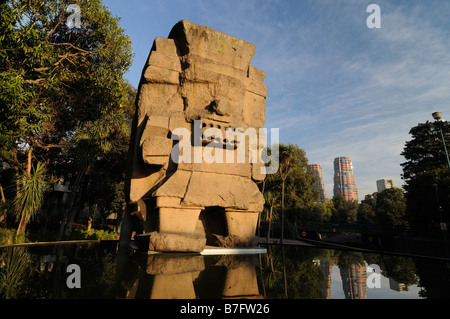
[[33, 67, 50, 72], [23, 78, 46, 85], [49, 42, 97, 54], [47, 3, 67, 38]]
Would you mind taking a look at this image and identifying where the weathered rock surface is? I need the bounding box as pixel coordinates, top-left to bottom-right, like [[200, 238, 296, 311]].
[[121, 20, 267, 252], [148, 231, 206, 253]]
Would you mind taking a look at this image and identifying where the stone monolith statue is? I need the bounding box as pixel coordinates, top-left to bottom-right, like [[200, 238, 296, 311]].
[[120, 20, 267, 252]]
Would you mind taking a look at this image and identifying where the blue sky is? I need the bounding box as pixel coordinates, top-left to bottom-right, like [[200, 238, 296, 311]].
[[103, 0, 450, 201]]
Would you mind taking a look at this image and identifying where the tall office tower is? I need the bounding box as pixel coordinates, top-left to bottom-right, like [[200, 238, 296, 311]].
[[376, 179, 394, 192], [310, 164, 327, 202], [340, 264, 367, 299], [319, 260, 333, 299], [333, 157, 358, 201]]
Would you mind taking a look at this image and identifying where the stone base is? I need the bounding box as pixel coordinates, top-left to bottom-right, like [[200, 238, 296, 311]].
[[148, 231, 206, 253], [206, 234, 259, 248], [225, 211, 259, 238]]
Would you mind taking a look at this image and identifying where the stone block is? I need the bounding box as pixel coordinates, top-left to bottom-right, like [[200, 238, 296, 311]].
[[243, 91, 265, 128], [142, 135, 172, 156], [148, 50, 182, 72], [152, 37, 178, 57], [158, 207, 201, 234], [247, 65, 266, 82], [144, 65, 180, 85], [153, 170, 192, 198], [245, 77, 267, 97], [222, 265, 260, 298], [169, 20, 256, 70], [148, 231, 206, 252], [225, 210, 259, 239], [137, 83, 181, 118], [146, 255, 205, 275], [149, 273, 197, 299]]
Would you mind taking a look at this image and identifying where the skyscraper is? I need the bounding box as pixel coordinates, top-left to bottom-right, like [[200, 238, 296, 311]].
[[319, 260, 333, 299], [340, 264, 367, 299], [333, 157, 358, 201], [310, 164, 327, 202], [376, 179, 394, 192]]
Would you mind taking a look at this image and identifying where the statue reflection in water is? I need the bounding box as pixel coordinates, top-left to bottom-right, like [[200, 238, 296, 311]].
[[115, 246, 261, 299]]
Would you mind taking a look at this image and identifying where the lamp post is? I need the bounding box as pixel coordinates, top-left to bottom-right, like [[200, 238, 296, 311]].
[[433, 183, 448, 258], [432, 112, 450, 172], [431, 112, 449, 258]]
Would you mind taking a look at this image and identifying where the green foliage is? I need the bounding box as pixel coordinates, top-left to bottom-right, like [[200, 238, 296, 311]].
[[13, 162, 48, 227], [357, 193, 377, 223], [309, 201, 333, 222], [357, 188, 408, 227], [0, 228, 28, 245], [376, 188, 408, 227], [258, 246, 327, 298], [0, 0, 133, 173], [331, 194, 358, 223], [0, 247, 31, 299], [78, 229, 119, 240], [401, 121, 450, 232], [379, 256, 418, 287], [263, 144, 318, 227], [401, 122, 449, 180], [1, 0, 134, 236]]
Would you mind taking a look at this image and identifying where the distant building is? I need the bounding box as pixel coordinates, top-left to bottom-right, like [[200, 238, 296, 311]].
[[389, 278, 411, 292], [376, 179, 394, 192], [319, 260, 333, 299], [333, 157, 358, 201], [310, 164, 327, 203], [340, 264, 367, 299]]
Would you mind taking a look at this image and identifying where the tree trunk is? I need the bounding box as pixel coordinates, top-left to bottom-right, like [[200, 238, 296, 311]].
[[282, 246, 288, 299], [57, 166, 84, 240], [16, 214, 27, 235], [16, 146, 33, 235], [281, 180, 285, 244], [26, 146, 33, 176], [87, 215, 93, 231], [267, 205, 273, 242], [0, 183, 7, 225]]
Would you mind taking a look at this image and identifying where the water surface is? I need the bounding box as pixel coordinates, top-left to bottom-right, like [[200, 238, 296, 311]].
[[1, 242, 449, 299]]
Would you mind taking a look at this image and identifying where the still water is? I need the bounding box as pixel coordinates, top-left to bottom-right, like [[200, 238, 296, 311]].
[[0, 241, 449, 299]]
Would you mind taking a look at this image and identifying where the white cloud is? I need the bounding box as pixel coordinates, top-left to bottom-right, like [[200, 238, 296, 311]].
[[105, 0, 450, 200]]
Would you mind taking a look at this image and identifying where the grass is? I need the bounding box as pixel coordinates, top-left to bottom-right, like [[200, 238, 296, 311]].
[[0, 227, 119, 246]]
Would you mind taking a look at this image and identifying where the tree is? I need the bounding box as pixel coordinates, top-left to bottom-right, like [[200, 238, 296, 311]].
[[263, 144, 318, 240], [331, 194, 358, 224], [376, 188, 408, 228], [357, 193, 377, 224], [401, 121, 450, 232], [278, 144, 297, 243], [0, 0, 133, 237], [13, 162, 48, 234], [310, 201, 332, 223], [263, 191, 279, 242]]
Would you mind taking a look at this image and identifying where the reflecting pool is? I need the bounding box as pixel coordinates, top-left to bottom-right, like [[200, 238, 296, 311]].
[[0, 241, 449, 299]]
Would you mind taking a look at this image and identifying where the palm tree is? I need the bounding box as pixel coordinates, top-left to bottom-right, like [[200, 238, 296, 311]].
[[264, 191, 279, 242], [58, 108, 131, 239], [13, 162, 48, 235], [278, 145, 299, 243], [0, 247, 30, 298]]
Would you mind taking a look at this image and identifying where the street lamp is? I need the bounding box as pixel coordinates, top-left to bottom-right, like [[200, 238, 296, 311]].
[[432, 112, 450, 171], [433, 183, 448, 258], [431, 112, 450, 258]]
